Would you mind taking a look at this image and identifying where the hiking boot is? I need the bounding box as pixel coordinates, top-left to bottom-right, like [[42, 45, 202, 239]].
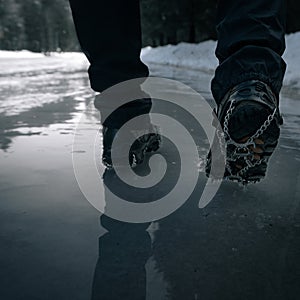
[[206, 80, 283, 184], [102, 122, 161, 169]]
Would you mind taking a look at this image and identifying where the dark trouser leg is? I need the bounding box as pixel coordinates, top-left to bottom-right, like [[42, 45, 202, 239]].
[[69, 0, 148, 92], [211, 0, 287, 105], [69, 0, 151, 129]]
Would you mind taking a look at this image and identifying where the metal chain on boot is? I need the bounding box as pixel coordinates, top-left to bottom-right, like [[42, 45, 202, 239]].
[[218, 99, 278, 184]]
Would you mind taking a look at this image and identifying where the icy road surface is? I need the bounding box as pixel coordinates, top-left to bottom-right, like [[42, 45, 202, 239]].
[[0, 52, 300, 300]]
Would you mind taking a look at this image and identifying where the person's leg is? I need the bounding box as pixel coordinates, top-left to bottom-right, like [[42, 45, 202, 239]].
[[211, 0, 286, 104], [69, 0, 159, 168], [69, 0, 149, 92], [208, 0, 287, 183]]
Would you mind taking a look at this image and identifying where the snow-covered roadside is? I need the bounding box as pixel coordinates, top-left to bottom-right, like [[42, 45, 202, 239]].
[[141, 40, 217, 73], [0, 50, 85, 59], [0, 32, 299, 87], [282, 32, 300, 87], [141, 32, 300, 88], [0, 51, 88, 76]]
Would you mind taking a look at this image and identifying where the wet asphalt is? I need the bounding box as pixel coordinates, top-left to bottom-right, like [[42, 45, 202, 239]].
[[0, 57, 300, 300]]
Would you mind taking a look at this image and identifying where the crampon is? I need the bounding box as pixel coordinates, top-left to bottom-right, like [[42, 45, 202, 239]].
[[206, 80, 283, 185]]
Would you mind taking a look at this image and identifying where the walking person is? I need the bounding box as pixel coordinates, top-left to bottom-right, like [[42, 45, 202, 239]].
[[69, 0, 286, 183]]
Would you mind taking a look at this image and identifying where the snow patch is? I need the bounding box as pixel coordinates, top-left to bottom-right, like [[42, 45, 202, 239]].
[[283, 32, 300, 87], [142, 32, 300, 87], [0, 50, 86, 59], [0, 32, 299, 87], [142, 40, 217, 72]]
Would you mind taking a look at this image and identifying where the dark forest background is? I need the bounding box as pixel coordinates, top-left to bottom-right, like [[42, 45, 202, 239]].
[[0, 0, 299, 52]]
